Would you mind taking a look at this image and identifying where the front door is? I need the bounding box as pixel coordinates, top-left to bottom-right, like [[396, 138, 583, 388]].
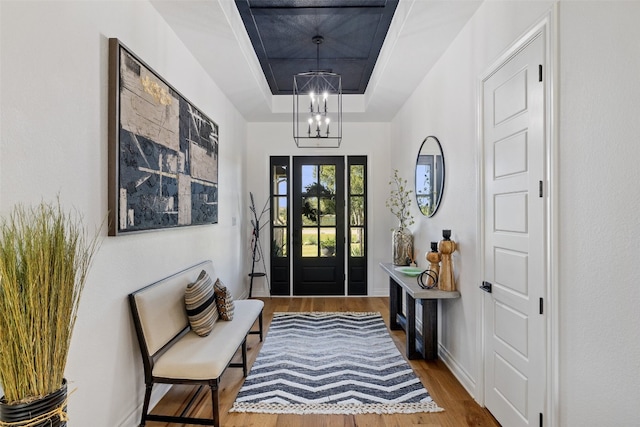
[[481, 29, 547, 426], [293, 156, 345, 295]]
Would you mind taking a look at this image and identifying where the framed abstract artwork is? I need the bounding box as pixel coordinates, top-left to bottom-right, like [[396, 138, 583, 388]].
[[108, 38, 219, 235]]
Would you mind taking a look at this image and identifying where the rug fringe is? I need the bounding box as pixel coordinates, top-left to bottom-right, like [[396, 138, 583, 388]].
[[230, 401, 444, 415], [272, 311, 381, 316]]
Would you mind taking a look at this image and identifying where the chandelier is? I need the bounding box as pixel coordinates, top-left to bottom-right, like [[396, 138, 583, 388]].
[[293, 35, 342, 148]]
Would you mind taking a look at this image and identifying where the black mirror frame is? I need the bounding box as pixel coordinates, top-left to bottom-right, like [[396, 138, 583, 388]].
[[415, 136, 445, 217]]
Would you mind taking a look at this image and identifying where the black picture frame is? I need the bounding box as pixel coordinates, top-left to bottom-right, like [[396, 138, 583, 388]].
[[108, 38, 219, 235]]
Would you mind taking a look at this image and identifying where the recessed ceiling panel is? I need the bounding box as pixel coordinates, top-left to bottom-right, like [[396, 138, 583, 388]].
[[235, 0, 398, 95]]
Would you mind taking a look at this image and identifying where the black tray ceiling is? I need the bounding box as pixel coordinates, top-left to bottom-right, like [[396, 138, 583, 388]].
[[235, 0, 398, 95]]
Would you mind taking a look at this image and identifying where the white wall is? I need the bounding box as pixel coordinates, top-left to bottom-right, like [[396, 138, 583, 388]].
[[391, 0, 555, 400], [0, 1, 248, 426], [392, 0, 640, 424], [558, 2, 640, 425], [245, 121, 392, 297]]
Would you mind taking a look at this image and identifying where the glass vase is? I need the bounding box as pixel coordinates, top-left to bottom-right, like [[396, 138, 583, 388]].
[[392, 227, 413, 265]]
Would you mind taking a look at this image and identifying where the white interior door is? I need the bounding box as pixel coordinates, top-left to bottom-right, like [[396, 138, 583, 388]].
[[482, 31, 546, 426]]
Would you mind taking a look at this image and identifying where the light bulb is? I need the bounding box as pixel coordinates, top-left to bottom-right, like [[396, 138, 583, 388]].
[[323, 92, 328, 100], [315, 114, 321, 122], [308, 118, 313, 124], [325, 117, 330, 124]]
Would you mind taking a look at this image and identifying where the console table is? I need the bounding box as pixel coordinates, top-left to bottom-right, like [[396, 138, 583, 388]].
[[379, 262, 460, 360]]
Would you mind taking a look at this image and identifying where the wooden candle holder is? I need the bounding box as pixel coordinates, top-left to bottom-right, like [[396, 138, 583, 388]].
[[425, 241, 441, 288], [438, 230, 457, 292]]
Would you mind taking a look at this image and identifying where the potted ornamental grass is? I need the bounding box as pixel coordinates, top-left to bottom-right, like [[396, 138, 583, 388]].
[[0, 200, 100, 426]]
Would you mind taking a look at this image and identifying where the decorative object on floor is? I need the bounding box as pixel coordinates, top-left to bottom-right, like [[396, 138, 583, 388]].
[[248, 192, 270, 297], [425, 241, 441, 288], [438, 230, 457, 291], [231, 312, 443, 415], [108, 38, 219, 235], [0, 380, 68, 427], [293, 35, 342, 148], [0, 199, 101, 426], [387, 169, 415, 265], [415, 136, 445, 217]]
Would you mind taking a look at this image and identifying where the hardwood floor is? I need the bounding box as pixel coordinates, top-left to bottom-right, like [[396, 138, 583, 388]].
[[149, 297, 499, 427]]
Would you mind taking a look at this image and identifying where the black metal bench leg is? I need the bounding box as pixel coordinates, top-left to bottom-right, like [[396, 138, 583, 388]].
[[242, 338, 248, 377], [259, 311, 263, 342], [140, 383, 153, 426], [210, 379, 220, 427]]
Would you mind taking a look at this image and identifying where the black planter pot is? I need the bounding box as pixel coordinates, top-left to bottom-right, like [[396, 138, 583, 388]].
[[0, 379, 67, 427]]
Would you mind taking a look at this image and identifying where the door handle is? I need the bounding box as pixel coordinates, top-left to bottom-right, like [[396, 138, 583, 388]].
[[480, 281, 492, 293]]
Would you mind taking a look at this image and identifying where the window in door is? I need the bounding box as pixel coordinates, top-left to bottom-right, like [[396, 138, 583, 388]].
[[348, 156, 367, 295], [270, 156, 289, 295]]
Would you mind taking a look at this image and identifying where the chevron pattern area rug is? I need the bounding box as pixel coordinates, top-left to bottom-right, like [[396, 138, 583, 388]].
[[230, 312, 443, 415]]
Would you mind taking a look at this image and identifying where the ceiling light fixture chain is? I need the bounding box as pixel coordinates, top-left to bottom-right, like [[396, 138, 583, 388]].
[[313, 35, 322, 71]]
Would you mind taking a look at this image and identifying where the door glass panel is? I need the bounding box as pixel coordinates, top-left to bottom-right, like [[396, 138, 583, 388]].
[[273, 227, 287, 257], [301, 196, 318, 225], [273, 196, 287, 225], [320, 228, 336, 258], [301, 165, 317, 193], [302, 227, 318, 257], [350, 196, 364, 226], [350, 165, 364, 194], [350, 227, 365, 257], [273, 164, 288, 195], [319, 165, 336, 193], [320, 196, 336, 226]]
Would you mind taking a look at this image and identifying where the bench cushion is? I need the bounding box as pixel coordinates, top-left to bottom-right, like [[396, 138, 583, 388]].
[[153, 299, 264, 380]]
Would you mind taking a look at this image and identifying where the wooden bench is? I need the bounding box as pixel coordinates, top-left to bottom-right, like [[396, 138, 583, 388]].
[[129, 260, 264, 427]]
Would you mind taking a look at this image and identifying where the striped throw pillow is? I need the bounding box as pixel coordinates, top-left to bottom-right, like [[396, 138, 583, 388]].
[[184, 270, 219, 336], [214, 278, 235, 321]]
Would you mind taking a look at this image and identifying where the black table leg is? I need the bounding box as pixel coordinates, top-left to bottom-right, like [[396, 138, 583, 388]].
[[389, 277, 402, 330], [420, 299, 438, 360], [406, 294, 421, 359]]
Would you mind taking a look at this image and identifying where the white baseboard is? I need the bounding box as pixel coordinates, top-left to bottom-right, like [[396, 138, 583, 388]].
[[119, 406, 139, 427], [118, 384, 172, 426], [438, 344, 477, 401]]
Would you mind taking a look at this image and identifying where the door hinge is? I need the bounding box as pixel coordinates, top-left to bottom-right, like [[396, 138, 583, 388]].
[[539, 298, 544, 315], [480, 281, 492, 293], [540, 412, 543, 427], [539, 180, 544, 198], [538, 65, 543, 82]]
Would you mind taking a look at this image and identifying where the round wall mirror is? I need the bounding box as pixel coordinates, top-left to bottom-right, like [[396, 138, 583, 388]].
[[415, 136, 445, 217]]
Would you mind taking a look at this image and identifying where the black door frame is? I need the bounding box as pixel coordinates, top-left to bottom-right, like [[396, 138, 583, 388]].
[[292, 156, 345, 296], [269, 155, 368, 296]]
